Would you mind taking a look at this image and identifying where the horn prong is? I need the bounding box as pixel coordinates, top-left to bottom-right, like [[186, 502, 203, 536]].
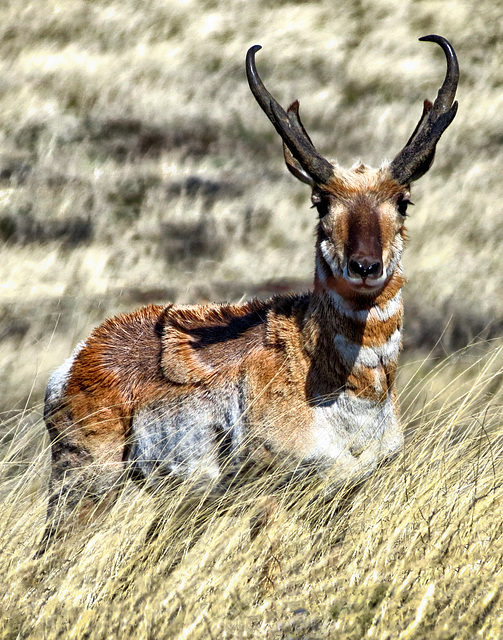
[[246, 46, 334, 185], [390, 35, 459, 184]]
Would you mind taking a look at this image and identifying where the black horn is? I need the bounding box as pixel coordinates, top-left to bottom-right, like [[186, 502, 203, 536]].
[[246, 45, 334, 185], [390, 35, 459, 184]]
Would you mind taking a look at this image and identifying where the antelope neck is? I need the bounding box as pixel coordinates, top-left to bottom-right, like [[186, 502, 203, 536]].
[[305, 270, 404, 401]]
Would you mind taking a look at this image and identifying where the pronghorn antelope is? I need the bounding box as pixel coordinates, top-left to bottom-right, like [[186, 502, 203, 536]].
[[40, 35, 458, 550]]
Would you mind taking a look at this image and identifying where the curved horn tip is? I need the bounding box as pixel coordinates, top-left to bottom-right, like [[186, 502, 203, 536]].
[[419, 34, 447, 42], [418, 34, 456, 54], [247, 44, 262, 58]]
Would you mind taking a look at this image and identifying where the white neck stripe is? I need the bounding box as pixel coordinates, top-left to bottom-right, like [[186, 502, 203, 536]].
[[327, 289, 402, 323], [334, 329, 401, 370]]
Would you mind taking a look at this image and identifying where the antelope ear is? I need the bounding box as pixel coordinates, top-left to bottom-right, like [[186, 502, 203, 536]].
[[283, 142, 315, 186]]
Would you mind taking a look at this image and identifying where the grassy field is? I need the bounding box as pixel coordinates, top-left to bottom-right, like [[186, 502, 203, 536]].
[[1, 0, 503, 637]]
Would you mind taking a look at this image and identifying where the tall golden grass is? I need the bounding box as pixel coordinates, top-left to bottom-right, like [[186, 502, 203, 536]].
[[1, 0, 502, 637], [1, 0, 502, 411], [1, 342, 503, 638]]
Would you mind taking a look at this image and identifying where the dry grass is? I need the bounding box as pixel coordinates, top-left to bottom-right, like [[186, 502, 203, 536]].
[[1, 0, 503, 637], [1, 0, 502, 411], [1, 342, 503, 638]]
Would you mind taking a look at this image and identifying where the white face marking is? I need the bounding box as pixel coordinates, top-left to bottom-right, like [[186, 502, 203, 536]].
[[342, 263, 388, 290], [319, 239, 342, 276], [384, 233, 404, 277], [315, 180, 406, 296]]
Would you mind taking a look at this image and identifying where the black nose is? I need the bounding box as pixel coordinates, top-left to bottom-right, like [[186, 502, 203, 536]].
[[348, 258, 382, 279]]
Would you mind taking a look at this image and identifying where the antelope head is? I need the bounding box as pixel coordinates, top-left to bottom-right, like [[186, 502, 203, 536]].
[[246, 36, 459, 301]]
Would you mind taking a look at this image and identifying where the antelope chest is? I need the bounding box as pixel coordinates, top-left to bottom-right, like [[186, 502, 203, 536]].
[[303, 330, 403, 472], [310, 391, 398, 458]]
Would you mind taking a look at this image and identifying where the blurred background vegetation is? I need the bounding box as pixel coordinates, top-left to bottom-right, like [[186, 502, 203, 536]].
[[1, 1, 503, 637], [1, 0, 502, 415]]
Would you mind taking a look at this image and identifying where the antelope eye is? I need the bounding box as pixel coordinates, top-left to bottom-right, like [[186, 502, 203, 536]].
[[397, 195, 413, 217]]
